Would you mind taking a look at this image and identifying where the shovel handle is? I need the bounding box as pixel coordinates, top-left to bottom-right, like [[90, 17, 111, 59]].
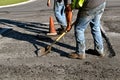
[[56, 31, 67, 41], [51, 22, 75, 46], [52, 31, 67, 45], [54, 21, 75, 43]]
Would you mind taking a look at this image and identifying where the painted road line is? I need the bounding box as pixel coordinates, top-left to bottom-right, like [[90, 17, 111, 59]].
[[0, 0, 36, 9]]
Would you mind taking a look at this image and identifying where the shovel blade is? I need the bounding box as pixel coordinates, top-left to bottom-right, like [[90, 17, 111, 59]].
[[39, 45, 52, 56]]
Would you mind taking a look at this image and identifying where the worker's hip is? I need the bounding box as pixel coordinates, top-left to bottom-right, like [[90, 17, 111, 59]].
[[78, 2, 106, 17]]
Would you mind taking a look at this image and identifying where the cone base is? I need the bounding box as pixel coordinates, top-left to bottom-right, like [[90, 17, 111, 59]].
[[46, 32, 57, 36]]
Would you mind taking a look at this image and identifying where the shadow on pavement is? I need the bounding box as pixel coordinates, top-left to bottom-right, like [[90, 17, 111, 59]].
[[86, 49, 101, 56], [0, 19, 75, 57], [0, 19, 49, 34]]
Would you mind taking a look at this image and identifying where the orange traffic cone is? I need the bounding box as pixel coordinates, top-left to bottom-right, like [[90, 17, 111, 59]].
[[47, 16, 57, 36]]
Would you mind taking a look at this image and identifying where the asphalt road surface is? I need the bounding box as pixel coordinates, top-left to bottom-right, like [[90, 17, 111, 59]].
[[0, 0, 120, 80]]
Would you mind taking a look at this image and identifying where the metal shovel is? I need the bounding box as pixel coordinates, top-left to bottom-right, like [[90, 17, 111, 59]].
[[39, 30, 68, 57], [39, 21, 75, 57], [100, 26, 116, 57]]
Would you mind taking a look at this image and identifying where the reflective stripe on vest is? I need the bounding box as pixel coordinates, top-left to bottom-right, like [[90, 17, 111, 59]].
[[71, 0, 85, 9], [79, 0, 84, 7]]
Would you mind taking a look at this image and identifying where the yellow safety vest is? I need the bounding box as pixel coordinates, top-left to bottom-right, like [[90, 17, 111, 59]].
[[71, 0, 84, 9]]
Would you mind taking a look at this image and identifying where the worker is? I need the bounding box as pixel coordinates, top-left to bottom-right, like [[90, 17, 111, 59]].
[[47, 0, 70, 34], [66, 0, 106, 59]]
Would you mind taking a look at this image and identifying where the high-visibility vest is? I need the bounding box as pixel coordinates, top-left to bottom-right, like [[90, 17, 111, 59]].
[[71, 0, 85, 9]]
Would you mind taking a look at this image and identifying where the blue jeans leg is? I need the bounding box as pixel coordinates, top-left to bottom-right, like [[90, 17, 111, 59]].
[[75, 16, 91, 54], [90, 12, 104, 54], [75, 3, 105, 54], [54, 1, 67, 27]]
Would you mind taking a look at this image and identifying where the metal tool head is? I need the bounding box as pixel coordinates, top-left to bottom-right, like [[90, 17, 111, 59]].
[[39, 45, 52, 56]]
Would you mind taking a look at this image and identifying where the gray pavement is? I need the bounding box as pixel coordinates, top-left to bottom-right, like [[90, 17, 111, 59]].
[[0, 0, 120, 80]]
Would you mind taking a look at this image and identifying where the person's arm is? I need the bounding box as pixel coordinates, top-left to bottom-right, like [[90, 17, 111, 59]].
[[47, 0, 51, 7], [65, 4, 73, 32]]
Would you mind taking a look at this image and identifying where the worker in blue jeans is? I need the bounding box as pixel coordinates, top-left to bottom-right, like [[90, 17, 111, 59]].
[[47, 0, 67, 34], [66, 0, 106, 59]]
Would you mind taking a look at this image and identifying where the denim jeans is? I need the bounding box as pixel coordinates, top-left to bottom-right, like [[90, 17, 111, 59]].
[[74, 2, 106, 54], [54, 0, 67, 28]]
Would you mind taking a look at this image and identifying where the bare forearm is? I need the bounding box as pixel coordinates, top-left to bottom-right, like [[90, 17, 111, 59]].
[[65, 4, 73, 31]]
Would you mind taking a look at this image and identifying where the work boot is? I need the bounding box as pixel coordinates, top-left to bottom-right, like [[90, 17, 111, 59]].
[[93, 49, 105, 58], [56, 27, 65, 35], [95, 49, 105, 58], [68, 52, 86, 59]]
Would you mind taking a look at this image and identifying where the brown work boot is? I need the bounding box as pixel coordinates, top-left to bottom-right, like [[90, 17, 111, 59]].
[[56, 28, 65, 35], [92, 49, 105, 58], [95, 50, 105, 58], [68, 52, 86, 59]]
